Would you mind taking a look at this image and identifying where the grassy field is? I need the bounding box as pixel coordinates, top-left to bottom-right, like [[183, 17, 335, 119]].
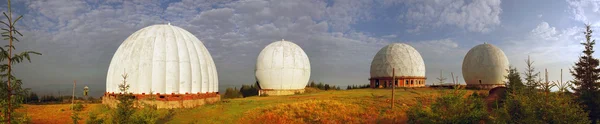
[[18, 103, 103, 124], [19, 88, 483, 123]]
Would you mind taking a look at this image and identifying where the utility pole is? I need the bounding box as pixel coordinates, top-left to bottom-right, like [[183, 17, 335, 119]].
[[451, 72, 455, 85], [545, 68, 549, 86], [72, 80, 76, 106], [391, 68, 395, 109]]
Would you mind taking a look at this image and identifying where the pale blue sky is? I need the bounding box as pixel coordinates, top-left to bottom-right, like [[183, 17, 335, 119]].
[[0, 0, 596, 97]]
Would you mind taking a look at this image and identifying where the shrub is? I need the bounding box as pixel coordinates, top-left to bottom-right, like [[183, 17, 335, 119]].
[[0, 111, 31, 124], [71, 111, 81, 124], [85, 112, 104, 124], [112, 73, 136, 124], [492, 91, 590, 124], [407, 90, 489, 123], [131, 104, 161, 124], [240, 84, 259, 97], [223, 87, 242, 99], [71, 102, 84, 111], [71, 102, 84, 124], [303, 87, 320, 94]]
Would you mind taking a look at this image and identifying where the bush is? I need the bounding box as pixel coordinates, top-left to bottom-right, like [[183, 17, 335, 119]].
[[240, 84, 259, 97], [492, 91, 590, 124], [407, 90, 489, 123], [71, 111, 81, 124], [0, 112, 31, 124], [112, 74, 136, 124], [85, 111, 104, 124], [71, 102, 84, 111], [303, 87, 320, 94], [131, 104, 161, 124], [71, 102, 84, 124], [223, 87, 242, 99]]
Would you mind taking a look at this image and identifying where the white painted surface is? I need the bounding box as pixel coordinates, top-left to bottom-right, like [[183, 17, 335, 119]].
[[106, 24, 218, 94], [462, 43, 509, 85], [255, 40, 311, 90], [370, 43, 426, 78]]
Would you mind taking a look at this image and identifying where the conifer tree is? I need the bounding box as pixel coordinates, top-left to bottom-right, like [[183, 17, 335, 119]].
[[505, 66, 525, 93], [0, 0, 42, 123], [113, 73, 135, 123], [523, 55, 540, 89], [436, 70, 446, 86], [570, 24, 600, 123]]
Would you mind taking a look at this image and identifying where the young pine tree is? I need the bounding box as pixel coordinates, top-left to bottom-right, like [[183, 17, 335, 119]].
[[436, 70, 446, 86], [0, 0, 42, 123], [112, 73, 135, 124], [505, 66, 525, 93], [523, 55, 540, 89], [571, 24, 600, 123]]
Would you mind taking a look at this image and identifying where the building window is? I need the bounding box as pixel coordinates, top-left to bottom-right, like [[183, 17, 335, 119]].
[[411, 80, 414, 85]]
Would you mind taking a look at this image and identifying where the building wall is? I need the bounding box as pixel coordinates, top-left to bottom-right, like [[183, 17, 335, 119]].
[[102, 93, 220, 109], [369, 77, 426, 88], [466, 84, 506, 90], [258, 89, 305, 96]]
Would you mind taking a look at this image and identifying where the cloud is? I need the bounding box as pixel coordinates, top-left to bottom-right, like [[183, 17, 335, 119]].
[[10, 0, 579, 97], [567, 0, 600, 26], [8, 0, 399, 96], [530, 22, 559, 40], [567, 0, 595, 23], [410, 39, 459, 55], [500, 22, 583, 82], [325, 0, 374, 32], [397, 0, 502, 33], [382, 34, 397, 38]]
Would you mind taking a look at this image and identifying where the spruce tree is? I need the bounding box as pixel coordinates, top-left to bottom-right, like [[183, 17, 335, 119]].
[[436, 70, 446, 86], [523, 55, 540, 89], [0, 0, 42, 123], [505, 66, 525, 93], [112, 73, 135, 124], [570, 24, 600, 123]]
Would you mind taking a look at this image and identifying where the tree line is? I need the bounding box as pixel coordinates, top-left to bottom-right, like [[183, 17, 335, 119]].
[[223, 81, 342, 99], [346, 84, 370, 90], [21, 92, 100, 104]]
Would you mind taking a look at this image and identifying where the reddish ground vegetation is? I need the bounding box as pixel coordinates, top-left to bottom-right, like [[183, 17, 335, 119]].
[[16, 104, 100, 124], [238, 100, 379, 124]]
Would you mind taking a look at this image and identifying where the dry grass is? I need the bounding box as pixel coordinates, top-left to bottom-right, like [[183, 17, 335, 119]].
[[17, 103, 102, 124], [19, 88, 484, 123]]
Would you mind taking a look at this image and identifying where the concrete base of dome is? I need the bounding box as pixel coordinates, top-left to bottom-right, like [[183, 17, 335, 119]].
[[369, 76, 426, 88], [259, 89, 304, 96], [102, 93, 220, 109], [466, 84, 505, 90]]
